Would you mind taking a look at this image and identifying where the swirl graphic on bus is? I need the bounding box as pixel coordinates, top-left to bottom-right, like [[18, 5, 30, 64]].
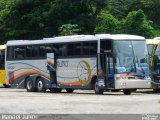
[[77, 60, 91, 86]]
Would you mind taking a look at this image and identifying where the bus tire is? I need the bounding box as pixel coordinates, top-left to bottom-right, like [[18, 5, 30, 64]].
[[94, 81, 104, 95], [26, 77, 36, 92], [66, 88, 74, 93], [153, 89, 160, 93], [3, 84, 11, 88], [49, 88, 62, 93], [123, 89, 131, 95], [36, 78, 46, 92]]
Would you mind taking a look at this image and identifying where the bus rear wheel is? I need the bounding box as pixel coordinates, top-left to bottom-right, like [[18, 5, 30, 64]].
[[94, 81, 104, 95], [26, 78, 36, 92], [36, 78, 46, 92], [66, 88, 74, 93], [123, 89, 131, 95]]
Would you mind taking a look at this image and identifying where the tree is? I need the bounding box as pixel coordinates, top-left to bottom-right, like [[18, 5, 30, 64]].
[[120, 10, 155, 38], [94, 11, 120, 34], [59, 24, 80, 36]]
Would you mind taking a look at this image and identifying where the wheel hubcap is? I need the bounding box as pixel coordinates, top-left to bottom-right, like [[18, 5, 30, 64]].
[[27, 81, 32, 90], [38, 81, 43, 90]]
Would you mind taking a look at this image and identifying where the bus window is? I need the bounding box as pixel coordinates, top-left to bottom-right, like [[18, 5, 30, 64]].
[[68, 43, 82, 56], [100, 40, 112, 52], [39, 45, 46, 57], [52, 45, 60, 56], [26, 46, 32, 57], [59, 44, 67, 56], [46, 45, 53, 53], [32, 46, 39, 57], [7, 46, 14, 60], [83, 41, 97, 55], [14, 46, 25, 59]]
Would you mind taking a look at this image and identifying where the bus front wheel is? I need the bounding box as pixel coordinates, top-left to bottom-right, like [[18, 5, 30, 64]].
[[94, 82, 104, 95], [123, 89, 131, 95], [26, 78, 36, 92], [36, 78, 46, 92]]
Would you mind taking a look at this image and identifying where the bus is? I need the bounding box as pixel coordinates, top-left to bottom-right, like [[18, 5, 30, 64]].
[[0, 45, 8, 87], [5, 34, 151, 95], [146, 38, 160, 92], [146, 38, 160, 70]]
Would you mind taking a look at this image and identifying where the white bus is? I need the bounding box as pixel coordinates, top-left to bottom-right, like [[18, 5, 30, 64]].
[[5, 34, 151, 95]]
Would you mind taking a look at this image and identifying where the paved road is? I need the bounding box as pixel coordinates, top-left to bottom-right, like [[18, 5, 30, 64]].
[[0, 86, 159, 114]]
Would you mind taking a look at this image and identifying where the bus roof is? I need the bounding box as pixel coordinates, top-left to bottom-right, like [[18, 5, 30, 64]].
[[6, 34, 145, 46], [0, 45, 6, 50], [146, 39, 160, 45]]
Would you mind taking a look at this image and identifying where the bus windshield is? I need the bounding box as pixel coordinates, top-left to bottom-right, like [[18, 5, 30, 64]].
[[114, 40, 149, 74], [132, 41, 150, 75], [114, 41, 135, 74]]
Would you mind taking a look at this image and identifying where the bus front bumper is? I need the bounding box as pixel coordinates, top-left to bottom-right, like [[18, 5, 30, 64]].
[[114, 79, 151, 89]]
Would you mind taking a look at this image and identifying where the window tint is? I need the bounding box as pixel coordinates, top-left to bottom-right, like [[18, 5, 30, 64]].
[[7, 47, 14, 60], [32, 46, 39, 57], [26, 46, 32, 57], [46, 45, 53, 53], [14, 46, 25, 59], [59, 44, 67, 56], [83, 41, 97, 55], [39, 45, 46, 57], [52, 45, 60, 56]]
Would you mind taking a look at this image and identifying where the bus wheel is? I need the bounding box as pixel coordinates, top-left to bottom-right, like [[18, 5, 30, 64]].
[[26, 78, 36, 92], [123, 89, 131, 95], [49, 88, 62, 93], [3, 84, 11, 88], [36, 78, 46, 92], [66, 88, 74, 93], [153, 89, 160, 93], [94, 82, 104, 95]]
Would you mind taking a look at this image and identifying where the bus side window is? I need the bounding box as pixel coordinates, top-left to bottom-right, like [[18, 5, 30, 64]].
[[32, 46, 39, 57], [52, 45, 59, 56], [74, 43, 82, 56], [59, 44, 67, 57], [39, 45, 46, 57], [83, 42, 97, 55], [14, 46, 25, 59], [26, 46, 32, 57], [7, 46, 14, 60], [46, 45, 53, 53]]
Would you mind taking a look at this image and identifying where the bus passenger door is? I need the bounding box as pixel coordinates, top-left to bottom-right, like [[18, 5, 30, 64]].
[[105, 53, 114, 88], [46, 53, 57, 87], [99, 53, 114, 89]]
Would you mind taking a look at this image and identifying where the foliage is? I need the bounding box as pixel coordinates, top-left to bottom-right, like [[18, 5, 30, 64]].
[[94, 11, 120, 34], [0, 0, 159, 43], [59, 24, 80, 36], [120, 10, 155, 38]]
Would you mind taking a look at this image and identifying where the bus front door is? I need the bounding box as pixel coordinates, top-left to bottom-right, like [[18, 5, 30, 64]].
[[99, 53, 114, 89], [47, 53, 57, 87]]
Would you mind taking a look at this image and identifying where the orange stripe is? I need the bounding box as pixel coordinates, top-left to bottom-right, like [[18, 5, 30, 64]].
[[57, 81, 81, 86], [9, 70, 49, 84]]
